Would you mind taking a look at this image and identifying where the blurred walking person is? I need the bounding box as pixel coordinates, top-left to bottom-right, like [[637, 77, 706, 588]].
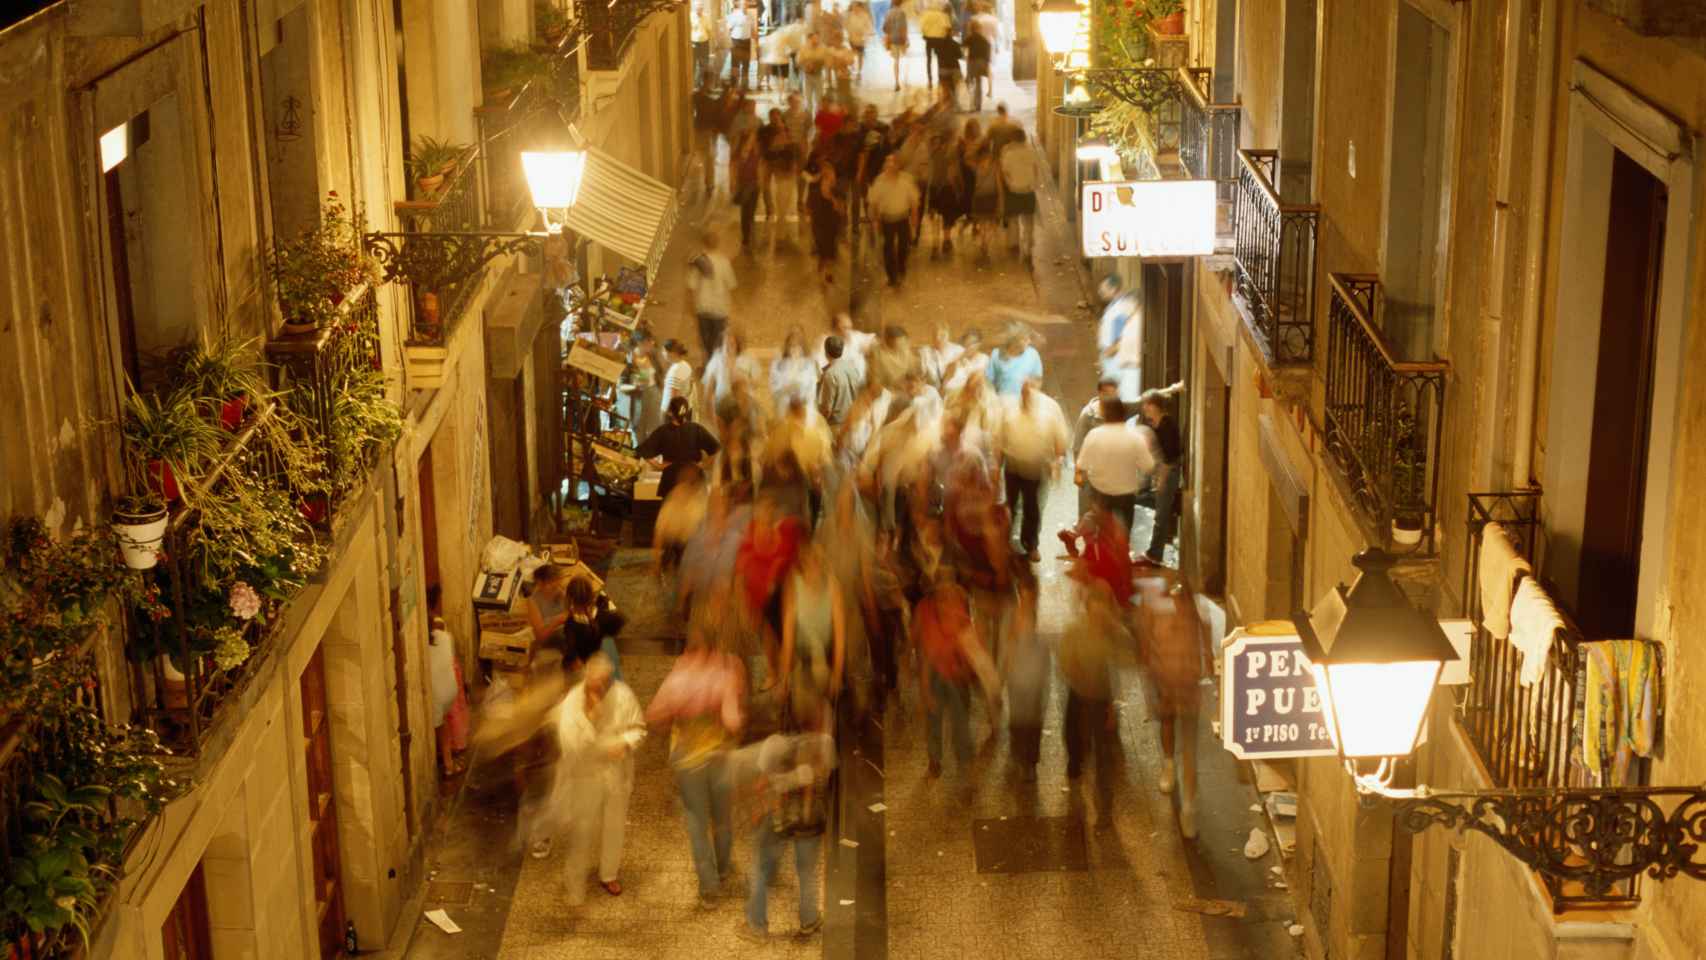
[[555, 654, 645, 903], [687, 228, 738, 359], [914, 575, 986, 778], [646, 636, 748, 905], [845, 0, 874, 77], [882, 0, 909, 89], [1002, 564, 1046, 780], [1136, 571, 1204, 838], [998, 374, 1069, 562], [734, 732, 837, 941], [806, 161, 847, 288]]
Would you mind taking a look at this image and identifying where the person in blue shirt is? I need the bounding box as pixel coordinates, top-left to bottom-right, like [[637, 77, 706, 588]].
[[986, 326, 1043, 396], [1096, 274, 1141, 401]]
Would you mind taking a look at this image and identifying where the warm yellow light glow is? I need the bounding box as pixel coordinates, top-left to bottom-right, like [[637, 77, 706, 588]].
[[1037, 0, 1082, 57], [1076, 139, 1117, 164], [100, 124, 128, 173], [1063, 79, 1092, 107], [521, 151, 586, 210], [1311, 661, 1441, 759]]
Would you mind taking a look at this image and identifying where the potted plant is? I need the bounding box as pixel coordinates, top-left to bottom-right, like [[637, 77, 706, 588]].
[[407, 136, 471, 199], [1145, 0, 1185, 34], [119, 385, 224, 508], [171, 336, 276, 431], [481, 43, 552, 102], [268, 192, 379, 335], [537, 0, 570, 44]]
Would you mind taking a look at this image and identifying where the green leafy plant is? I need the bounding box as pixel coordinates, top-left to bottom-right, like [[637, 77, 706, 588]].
[[406, 136, 471, 183], [119, 384, 226, 510], [536, 0, 570, 41], [481, 43, 553, 95], [325, 366, 403, 494], [1, 657, 177, 951], [268, 192, 380, 331], [1144, 0, 1183, 17], [170, 336, 276, 410]]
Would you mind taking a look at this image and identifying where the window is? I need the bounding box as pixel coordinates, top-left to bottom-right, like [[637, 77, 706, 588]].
[[160, 862, 212, 960], [1382, 2, 1453, 360]]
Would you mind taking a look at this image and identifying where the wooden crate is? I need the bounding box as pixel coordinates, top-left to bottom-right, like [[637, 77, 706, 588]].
[[478, 614, 534, 668]]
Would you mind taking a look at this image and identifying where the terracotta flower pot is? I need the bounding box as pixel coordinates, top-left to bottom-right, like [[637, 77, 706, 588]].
[[149, 459, 181, 502], [415, 290, 442, 334], [416, 173, 446, 197], [300, 494, 330, 525], [1153, 10, 1184, 33], [220, 394, 248, 431]]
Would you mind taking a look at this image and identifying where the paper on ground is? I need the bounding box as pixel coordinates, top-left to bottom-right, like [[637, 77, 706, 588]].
[[425, 909, 462, 934], [839, 837, 859, 848], [868, 802, 887, 813]]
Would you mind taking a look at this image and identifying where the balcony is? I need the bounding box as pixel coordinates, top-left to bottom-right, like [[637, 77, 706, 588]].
[[389, 152, 486, 348], [1459, 491, 1650, 910], [1322, 274, 1448, 552], [1177, 67, 1240, 206], [584, 0, 644, 71], [1232, 150, 1320, 365], [265, 284, 387, 523]]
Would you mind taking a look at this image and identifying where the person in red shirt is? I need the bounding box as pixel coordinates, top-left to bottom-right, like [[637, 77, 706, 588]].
[[914, 576, 981, 777]]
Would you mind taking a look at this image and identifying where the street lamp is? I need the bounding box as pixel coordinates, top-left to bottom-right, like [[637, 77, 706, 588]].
[[1036, 0, 1082, 60], [1294, 547, 1706, 898], [521, 150, 587, 231], [1292, 548, 1456, 768]]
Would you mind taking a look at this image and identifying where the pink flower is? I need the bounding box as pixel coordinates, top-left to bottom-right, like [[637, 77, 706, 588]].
[[228, 581, 262, 620]]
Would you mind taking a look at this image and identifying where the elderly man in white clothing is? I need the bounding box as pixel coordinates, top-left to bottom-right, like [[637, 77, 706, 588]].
[[553, 653, 645, 904], [998, 374, 1071, 562], [1073, 396, 1158, 540]]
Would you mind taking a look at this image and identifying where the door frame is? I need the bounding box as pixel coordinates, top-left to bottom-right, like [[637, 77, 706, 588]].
[[1541, 59, 1699, 639]]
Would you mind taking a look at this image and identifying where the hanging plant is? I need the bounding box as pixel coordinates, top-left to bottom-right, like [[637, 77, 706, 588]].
[[268, 192, 379, 333]]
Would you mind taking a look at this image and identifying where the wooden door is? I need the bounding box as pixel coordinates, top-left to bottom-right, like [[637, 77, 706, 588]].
[[1578, 149, 1666, 639], [301, 646, 347, 958], [160, 862, 211, 960]]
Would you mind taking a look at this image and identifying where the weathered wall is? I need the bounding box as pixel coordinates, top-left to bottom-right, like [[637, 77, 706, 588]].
[[1234, 0, 1282, 150]]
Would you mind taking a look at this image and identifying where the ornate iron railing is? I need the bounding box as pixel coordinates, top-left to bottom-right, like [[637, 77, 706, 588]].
[[1233, 150, 1319, 365], [586, 0, 643, 70], [126, 406, 294, 756], [1322, 274, 1448, 552], [1177, 67, 1240, 203], [266, 284, 385, 525], [1457, 490, 1649, 909]]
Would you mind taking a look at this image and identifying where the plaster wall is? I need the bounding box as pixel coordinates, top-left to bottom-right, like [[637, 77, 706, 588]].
[[1234, 0, 1282, 152]]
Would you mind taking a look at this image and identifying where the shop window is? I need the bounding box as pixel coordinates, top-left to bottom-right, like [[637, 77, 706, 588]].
[[160, 862, 212, 960]]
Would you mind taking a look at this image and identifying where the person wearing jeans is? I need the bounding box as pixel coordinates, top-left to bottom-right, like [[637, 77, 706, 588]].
[[1140, 390, 1184, 563], [646, 640, 746, 904], [738, 733, 835, 940]]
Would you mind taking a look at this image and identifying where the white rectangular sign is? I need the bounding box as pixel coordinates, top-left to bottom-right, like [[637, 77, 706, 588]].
[[1080, 179, 1217, 258]]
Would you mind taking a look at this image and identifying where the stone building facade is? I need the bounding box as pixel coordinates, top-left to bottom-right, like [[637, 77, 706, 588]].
[[0, 0, 688, 956], [1166, 0, 1706, 957]]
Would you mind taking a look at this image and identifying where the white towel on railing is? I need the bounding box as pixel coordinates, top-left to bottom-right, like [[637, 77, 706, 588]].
[[1478, 522, 1531, 640], [1509, 576, 1564, 687]]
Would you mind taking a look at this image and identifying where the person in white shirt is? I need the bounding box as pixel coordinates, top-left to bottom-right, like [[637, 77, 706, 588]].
[[918, 323, 964, 390], [998, 134, 1039, 259], [550, 654, 645, 904], [942, 329, 989, 394], [727, 3, 753, 86], [865, 154, 922, 286], [1074, 396, 1157, 537], [687, 229, 739, 360], [999, 375, 1071, 561], [661, 339, 697, 417], [769, 326, 820, 412]]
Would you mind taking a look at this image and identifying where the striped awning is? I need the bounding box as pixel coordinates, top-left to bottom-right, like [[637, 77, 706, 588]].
[[562, 146, 678, 283]]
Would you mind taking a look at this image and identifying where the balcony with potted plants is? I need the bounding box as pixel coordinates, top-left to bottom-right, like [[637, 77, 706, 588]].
[[116, 334, 398, 758], [0, 518, 179, 957]]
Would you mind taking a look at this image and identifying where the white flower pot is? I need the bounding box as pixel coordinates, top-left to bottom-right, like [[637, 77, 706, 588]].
[[1391, 518, 1424, 547], [114, 508, 170, 569]]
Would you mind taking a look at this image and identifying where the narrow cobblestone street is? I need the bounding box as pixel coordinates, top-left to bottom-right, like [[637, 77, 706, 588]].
[[395, 38, 1300, 960]]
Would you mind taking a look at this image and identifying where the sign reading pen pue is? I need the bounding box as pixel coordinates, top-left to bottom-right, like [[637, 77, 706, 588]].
[[1220, 627, 1337, 760], [1080, 179, 1217, 259]]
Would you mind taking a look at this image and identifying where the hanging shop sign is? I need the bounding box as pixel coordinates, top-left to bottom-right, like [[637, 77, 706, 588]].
[[567, 341, 627, 383], [1220, 626, 1338, 760], [1080, 179, 1217, 258]]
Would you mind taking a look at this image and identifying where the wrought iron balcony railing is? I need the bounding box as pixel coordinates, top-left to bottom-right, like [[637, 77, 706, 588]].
[[266, 284, 385, 525], [1322, 274, 1448, 552], [1178, 67, 1240, 203], [1233, 149, 1319, 365], [1459, 491, 1647, 910], [126, 404, 295, 756]]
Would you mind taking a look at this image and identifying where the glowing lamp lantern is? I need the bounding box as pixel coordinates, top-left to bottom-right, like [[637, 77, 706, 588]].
[[521, 150, 587, 229], [1037, 0, 1082, 59], [1291, 548, 1459, 760]]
